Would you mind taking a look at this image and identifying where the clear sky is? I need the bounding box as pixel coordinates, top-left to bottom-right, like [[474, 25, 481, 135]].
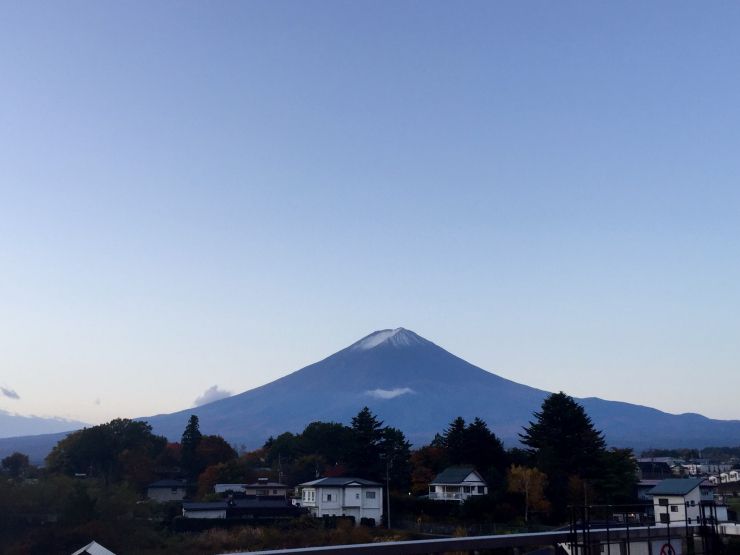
[[1, 1, 739, 426]]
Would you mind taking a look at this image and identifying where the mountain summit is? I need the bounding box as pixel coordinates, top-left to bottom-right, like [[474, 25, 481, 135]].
[[138, 327, 740, 450], [2, 327, 740, 461], [348, 328, 428, 351]]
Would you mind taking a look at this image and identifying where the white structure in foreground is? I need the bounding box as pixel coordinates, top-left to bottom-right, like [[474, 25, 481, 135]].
[[297, 477, 383, 524]]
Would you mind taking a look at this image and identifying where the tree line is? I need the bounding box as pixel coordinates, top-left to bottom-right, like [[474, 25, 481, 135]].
[[3, 392, 639, 525]]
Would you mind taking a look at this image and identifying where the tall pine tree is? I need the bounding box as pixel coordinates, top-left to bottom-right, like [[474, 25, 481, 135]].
[[520, 392, 607, 521], [181, 414, 203, 478]]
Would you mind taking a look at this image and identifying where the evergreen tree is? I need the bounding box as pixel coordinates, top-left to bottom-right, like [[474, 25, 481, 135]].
[[520, 392, 608, 520], [441, 416, 467, 463], [463, 417, 508, 474], [181, 414, 203, 478], [380, 426, 412, 490], [347, 407, 385, 479]]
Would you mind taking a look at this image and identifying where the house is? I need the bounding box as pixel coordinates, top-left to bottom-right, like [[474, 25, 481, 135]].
[[70, 541, 117, 555], [429, 466, 488, 502], [648, 478, 727, 525], [636, 458, 679, 480], [146, 479, 187, 502], [637, 480, 661, 501], [182, 498, 302, 521], [245, 478, 290, 497], [297, 477, 383, 525], [214, 478, 290, 497], [214, 483, 247, 494]]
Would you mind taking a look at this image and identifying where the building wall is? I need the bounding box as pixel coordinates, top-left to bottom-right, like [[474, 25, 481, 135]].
[[302, 486, 383, 523], [653, 489, 702, 525], [215, 484, 246, 494], [183, 509, 227, 519], [147, 487, 186, 502]]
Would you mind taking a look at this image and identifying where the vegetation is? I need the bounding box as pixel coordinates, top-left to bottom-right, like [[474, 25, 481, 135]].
[[520, 392, 637, 520], [0, 397, 647, 553]]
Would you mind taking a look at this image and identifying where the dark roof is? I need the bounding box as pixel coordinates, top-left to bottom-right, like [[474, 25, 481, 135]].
[[245, 481, 288, 488], [147, 479, 186, 489], [648, 478, 704, 496], [431, 466, 485, 485], [183, 499, 293, 511], [299, 477, 382, 487], [183, 502, 228, 511]]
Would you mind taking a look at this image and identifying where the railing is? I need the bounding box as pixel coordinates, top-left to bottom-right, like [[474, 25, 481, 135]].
[[219, 525, 700, 555], [427, 492, 462, 501]]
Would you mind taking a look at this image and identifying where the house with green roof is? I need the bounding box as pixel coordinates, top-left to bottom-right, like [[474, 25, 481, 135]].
[[648, 478, 727, 525], [429, 466, 487, 502]]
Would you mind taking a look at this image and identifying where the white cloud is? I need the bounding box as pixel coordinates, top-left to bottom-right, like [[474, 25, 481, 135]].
[[1, 386, 20, 400], [365, 387, 415, 400], [194, 385, 233, 406]]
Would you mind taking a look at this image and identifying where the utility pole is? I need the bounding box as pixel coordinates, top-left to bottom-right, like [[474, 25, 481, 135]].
[[386, 457, 392, 530]]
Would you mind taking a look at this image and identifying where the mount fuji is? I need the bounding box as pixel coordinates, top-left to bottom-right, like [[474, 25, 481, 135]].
[[2, 327, 740, 461], [141, 327, 740, 450]]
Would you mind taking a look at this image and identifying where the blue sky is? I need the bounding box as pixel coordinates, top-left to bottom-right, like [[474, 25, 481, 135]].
[[1, 1, 739, 425]]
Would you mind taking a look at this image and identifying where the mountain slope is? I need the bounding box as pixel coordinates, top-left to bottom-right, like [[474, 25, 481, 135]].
[[142, 328, 740, 450], [0, 409, 87, 439], [2, 327, 739, 461]]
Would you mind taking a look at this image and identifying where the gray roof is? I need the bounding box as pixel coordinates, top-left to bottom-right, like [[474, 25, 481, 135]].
[[431, 466, 485, 485], [245, 481, 288, 488], [648, 478, 704, 496], [299, 477, 382, 487]]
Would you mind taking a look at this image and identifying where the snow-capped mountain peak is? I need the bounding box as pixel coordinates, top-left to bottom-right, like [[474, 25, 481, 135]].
[[350, 327, 424, 351]]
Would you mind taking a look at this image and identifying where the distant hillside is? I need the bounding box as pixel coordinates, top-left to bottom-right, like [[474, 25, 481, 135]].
[[0, 409, 87, 439], [2, 328, 739, 462]]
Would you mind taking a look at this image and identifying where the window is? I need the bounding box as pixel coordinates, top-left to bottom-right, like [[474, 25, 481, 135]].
[[356, 493, 360, 499], [477, 486, 485, 494], [366, 491, 376, 499], [463, 486, 471, 493], [658, 498, 669, 506], [171, 488, 178, 493], [326, 494, 332, 501], [671, 506, 678, 512]]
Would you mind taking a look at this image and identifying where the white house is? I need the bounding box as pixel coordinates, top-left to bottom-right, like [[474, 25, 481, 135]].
[[297, 477, 383, 525], [146, 479, 187, 502], [429, 466, 488, 502], [648, 478, 726, 525]]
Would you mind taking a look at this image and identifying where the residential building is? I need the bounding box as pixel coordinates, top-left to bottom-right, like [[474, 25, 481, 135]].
[[182, 498, 301, 521], [214, 478, 290, 497], [428, 466, 488, 502], [297, 477, 383, 525], [648, 478, 727, 525], [146, 479, 187, 502]]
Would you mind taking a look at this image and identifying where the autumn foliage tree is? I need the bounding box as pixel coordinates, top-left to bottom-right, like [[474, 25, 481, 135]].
[[507, 465, 549, 522]]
